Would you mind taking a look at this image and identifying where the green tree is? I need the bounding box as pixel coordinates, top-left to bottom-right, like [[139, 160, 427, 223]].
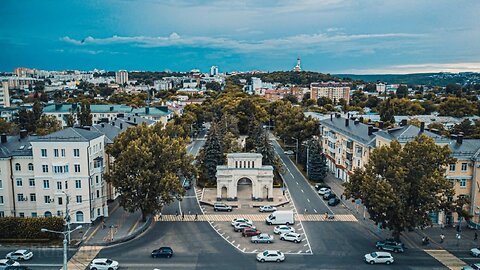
[[77, 102, 93, 126], [0, 118, 16, 135], [66, 109, 75, 127], [344, 135, 455, 240], [307, 138, 327, 182], [445, 83, 462, 95], [198, 122, 224, 185], [396, 85, 408, 98], [205, 81, 222, 91], [15, 109, 36, 133], [283, 94, 298, 104], [105, 123, 195, 221], [35, 115, 62, 135], [438, 97, 475, 117], [317, 97, 333, 107], [256, 130, 284, 174], [450, 119, 479, 138]]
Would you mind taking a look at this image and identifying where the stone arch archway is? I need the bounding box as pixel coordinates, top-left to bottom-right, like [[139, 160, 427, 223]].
[[221, 185, 228, 199], [236, 177, 254, 200]]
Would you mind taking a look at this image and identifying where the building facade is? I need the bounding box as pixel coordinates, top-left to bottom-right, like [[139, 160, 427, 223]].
[[115, 70, 128, 85], [310, 82, 351, 104], [0, 81, 10, 107]]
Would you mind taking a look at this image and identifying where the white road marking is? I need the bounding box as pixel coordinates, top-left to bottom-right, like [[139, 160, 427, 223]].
[[307, 198, 310, 202], [231, 240, 235, 244], [225, 236, 230, 239], [178, 201, 183, 215], [301, 189, 304, 193], [297, 251, 302, 254], [237, 244, 240, 248], [304, 244, 308, 247], [314, 209, 318, 213], [253, 250, 257, 253], [306, 250, 311, 253]]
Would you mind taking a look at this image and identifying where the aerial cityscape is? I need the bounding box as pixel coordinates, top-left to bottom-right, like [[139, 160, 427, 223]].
[[1, 1, 480, 270]]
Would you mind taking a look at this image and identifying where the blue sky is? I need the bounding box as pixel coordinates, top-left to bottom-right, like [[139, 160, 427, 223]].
[[1, 0, 479, 74]]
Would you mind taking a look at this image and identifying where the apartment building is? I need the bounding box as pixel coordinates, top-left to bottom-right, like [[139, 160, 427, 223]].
[[310, 81, 351, 104], [0, 81, 10, 107], [0, 128, 109, 223], [115, 70, 128, 85]]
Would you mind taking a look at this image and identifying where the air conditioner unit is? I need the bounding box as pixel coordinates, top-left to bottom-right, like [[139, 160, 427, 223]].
[[475, 211, 480, 215]]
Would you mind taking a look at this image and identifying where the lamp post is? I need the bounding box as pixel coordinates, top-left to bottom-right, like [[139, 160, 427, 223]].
[[41, 225, 82, 270]]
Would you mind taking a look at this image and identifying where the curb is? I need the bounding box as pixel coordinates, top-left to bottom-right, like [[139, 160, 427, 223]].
[[83, 216, 153, 246]]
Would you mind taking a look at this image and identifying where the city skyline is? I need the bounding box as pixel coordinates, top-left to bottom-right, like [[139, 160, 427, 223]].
[[1, 0, 480, 74]]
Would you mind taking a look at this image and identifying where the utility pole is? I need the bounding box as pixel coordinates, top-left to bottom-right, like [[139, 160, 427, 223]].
[[41, 225, 82, 270]]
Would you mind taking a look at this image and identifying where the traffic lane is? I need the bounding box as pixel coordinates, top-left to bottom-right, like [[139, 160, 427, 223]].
[[0, 247, 72, 269]]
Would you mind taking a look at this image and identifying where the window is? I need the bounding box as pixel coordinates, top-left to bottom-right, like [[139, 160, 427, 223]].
[[0, 196, 3, 204], [73, 149, 80, 157], [97, 190, 100, 198], [0, 180, 2, 189], [0, 211, 4, 217], [57, 210, 62, 216], [61, 149, 65, 157], [41, 149, 47, 157], [75, 180, 81, 189], [29, 178, 35, 187], [57, 181, 62, 190], [43, 180, 50, 189], [19, 212, 25, 218], [17, 194, 24, 201], [42, 165, 48, 173], [235, 161, 238, 168], [97, 208, 101, 216], [44, 195, 51, 204], [44, 211, 52, 217], [74, 164, 80, 173], [15, 163, 21, 171], [76, 211, 84, 222], [31, 212, 37, 217], [58, 197, 63, 205], [96, 175, 99, 184], [28, 163, 34, 171], [30, 193, 36, 202], [16, 178, 22, 186], [65, 181, 68, 189], [76, 195, 82, 203], [460, 179, 467, 188], [54, 149, 59, 157], [450, 164, 456, 171], [53, 165, 69, 174], [462, 163, 468, 171]]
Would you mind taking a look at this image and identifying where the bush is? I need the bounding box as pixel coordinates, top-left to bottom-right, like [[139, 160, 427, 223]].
[[0, 217, 64, 240]]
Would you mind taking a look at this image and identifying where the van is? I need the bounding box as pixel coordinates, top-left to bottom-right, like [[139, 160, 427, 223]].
[[265, 210, 294, 225]]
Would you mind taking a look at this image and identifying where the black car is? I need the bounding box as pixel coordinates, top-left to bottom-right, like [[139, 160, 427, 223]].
[[314, 183, 330, 191], [323, 193, 336, 201], [151, 247, 174, 258], [328, 197, 341, 206], [376, 239, 405, 253]]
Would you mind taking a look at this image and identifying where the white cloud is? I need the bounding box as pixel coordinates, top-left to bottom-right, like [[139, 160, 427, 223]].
[[340, 62, 480, 74]]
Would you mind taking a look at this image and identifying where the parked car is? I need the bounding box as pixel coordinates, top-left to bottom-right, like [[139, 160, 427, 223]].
[[5, 250, 33, 261], [182, 179, 191, 190], [231, 218, 253, 227], [0, 260, 19, 269], [242, 228, 261, 237], [280, 232, 302, 243], [364, 252, 394, 265], [376, 239, 405, 253], [251, 233, 274, 244], [318, 187, 331, 195], [151, 247, 173, 258], [284, 150, 294, 155], [314, 183, 330, 191], [256, 250, 285, 263], [234, 223, 256, 232], [89, 258, 119, 270], [328, 197, 341, 206], [471, 247, 480, 257], [463, 263, 480, 270], [213, 203, 232, 212], [273, 225, 295, 234], [323, 193, 336, 200], [259, 205, 277, 212]]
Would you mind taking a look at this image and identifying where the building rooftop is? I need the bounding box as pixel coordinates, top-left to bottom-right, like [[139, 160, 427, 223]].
[[31, 127, 104, 142], [319, 116, 377, 146], [43, 103, 172, 116]]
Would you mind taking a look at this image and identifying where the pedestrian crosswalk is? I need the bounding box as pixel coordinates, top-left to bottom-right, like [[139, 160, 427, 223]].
[[154, 214, 358, 222], [424, 249, 466, 270], [62, 246, 103, 270]]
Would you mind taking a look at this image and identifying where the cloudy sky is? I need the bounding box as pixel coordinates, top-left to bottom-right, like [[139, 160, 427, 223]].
[[1, 0, 479, 74]]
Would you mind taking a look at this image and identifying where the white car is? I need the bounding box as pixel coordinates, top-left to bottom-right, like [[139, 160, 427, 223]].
[[0, 259, 20, 268], [231, 218, 253, 227], [252, 233, 274, 244], [233, 223, 256, 232], [90, 258, 119, 270], [471, 248, 480, 257], [280, 232, 302, 243], [284, 150, 294, 155], [256, 250, 285, 263], [274, 225, 295, 234], [318, 187, 331, 195], [5, 249, 33, 261], [259, 205, 277, 212], [364, 252, 394, 265]]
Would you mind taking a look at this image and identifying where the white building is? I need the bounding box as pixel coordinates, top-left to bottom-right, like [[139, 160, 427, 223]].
[[115, 70, 129, 85], [182, 79, 198, 89], [0, 81, 10, 107], [376, 83, 386, 93], [310, 82, 351, 104], [154, 80, 173, 91], [210, 66, 219, 76], [251, 77, 263, 95]]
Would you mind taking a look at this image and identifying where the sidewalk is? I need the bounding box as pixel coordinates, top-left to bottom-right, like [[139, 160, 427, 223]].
[[82, 199, 144, 245]]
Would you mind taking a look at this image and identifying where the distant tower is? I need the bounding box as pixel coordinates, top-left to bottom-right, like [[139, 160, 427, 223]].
[[293, 57, 301, 72]]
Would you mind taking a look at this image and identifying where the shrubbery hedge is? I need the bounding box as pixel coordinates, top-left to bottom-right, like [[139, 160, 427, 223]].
[[0, 217, 64, 240]]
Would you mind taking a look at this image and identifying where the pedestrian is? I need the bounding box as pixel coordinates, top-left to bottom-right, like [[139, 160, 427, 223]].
[[440, 233, 445, 243], [304, 208, 308, 214], [325, 212, 328, 219], [102, 220, 106, 229], [182, 212, 185, 220], [475, 232, 478, 241], [159, 212, 163, 220], [195, 213, 198, 221], [175, 210, 178, 217], [188, 210, 191, 215]]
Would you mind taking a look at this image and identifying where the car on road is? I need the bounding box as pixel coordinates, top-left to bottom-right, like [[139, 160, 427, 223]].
[[89, 258, 119, 270], [242, 228, 261, 237], [323, 193, 336, 200], [471, 248, 480, 257], [280, 232, 302, 243], [256, 250, 285, 263], [151, 247, 174, 258], [318, 187, 331, 195], [284, 150, 294, 155], [0, 260, 19, 269], [259, 205, 277, 212], [252, 233, 274, 244], [364, 252, 394, 265], [182, 178, 191, 190], [314, 183, 330, 191], [5, 250, 33, 261], [231, 218, 253, 227], [376, 239, 405, 253], [273, 225, 295, 234], [328, 197, 341, 206], [463, 263, 480, 270], [213, 203, 232, 212], [234, 223, 256, 232]]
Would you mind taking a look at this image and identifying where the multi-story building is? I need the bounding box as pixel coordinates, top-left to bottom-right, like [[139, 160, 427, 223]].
[[0, 81, 10, 107], [115, 70, 128, 85], [0, 128, 109, 223], [210, 66, 219, 77], [310, 81, 351, 104]]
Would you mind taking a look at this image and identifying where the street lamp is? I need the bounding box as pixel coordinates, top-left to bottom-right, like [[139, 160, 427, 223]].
[[41, 225, 82, 270]]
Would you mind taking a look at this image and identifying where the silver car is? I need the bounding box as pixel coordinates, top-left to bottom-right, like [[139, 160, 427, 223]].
[[252, 233, 274, 244]]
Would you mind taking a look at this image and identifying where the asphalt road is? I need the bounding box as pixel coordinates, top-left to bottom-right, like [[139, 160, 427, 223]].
[[0, 247, 74, 269]]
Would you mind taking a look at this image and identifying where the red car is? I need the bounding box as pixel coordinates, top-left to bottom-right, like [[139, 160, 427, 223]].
[[242, 228, 261, 237]]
